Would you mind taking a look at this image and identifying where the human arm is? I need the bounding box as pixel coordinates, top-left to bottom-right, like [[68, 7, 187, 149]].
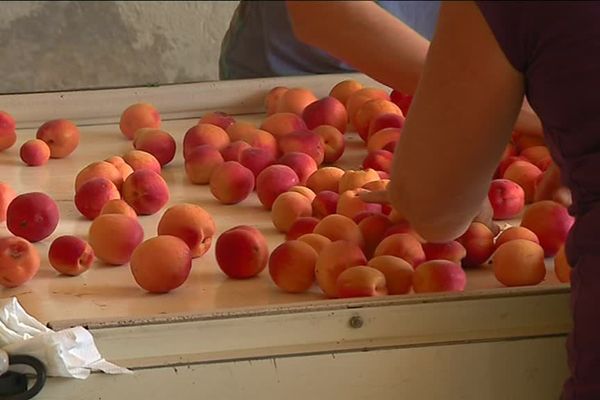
[[387, 1, 525, 242]]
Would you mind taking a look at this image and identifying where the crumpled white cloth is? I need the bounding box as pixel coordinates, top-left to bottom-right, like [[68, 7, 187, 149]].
[[0, 297, 132, 379]]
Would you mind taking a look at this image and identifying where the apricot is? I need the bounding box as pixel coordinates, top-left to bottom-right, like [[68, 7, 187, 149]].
[[336, 189, 382, 220], [278, 129, 325, 165], [288, 185, 316, 202], [488, 179, 525, 220], [265, 86, 289, 116], [276, 87, 318, 115], [422, 241, 467, 264], [306, 166, 345, 193], [315, 240, 367, 298], [88, 214, 144, 266], [346, 88, 390, 127], [302, 96, 347, 133], [215, 225, 269, 279], [48, 236, 95, 276], [36, 118, 80, 158], [226, 121, 257, 142], [239, 147, 276, 178], [0, 236, 40, 288], [373, 233, 425, 268], [520, 200, 574, 257], [209, 161, 255, 205], [278, 152, 317, 185], [119, 102, 161, 140], [503, 160, 542, 204], [495, 226, 539, 249], [363, 150, 393, 173], [260, 112, 307, 138], [368, 255, 413, 295], [457, 222, 495, 267], [122, 150, 162, 175], [184, 144, 225, 185], [367, 113, 405, 140], [0, 182, 17, 222], [74, 177, 121, 220], [268, 240, 318, 293], [122, 169, 170, 215], [244, 129, 279, 158], [7, 192, 59, 242], [183, 123, 230, 158], [75, 161, 123, 192], [413, 260, 467, 293], [313, 214, 364, 249], [336, 266, 388, 298], [221, 140, 252, 162], [313, 125, 345, 164], [389, 90, 413, 116], [329, 79, 363, 106], [514, 132, 546, 151], [554, 244, 572, 283], [132, 128, 176, 167], [0, 111, 17, 151], [311, 190, 339, 219], [99, 199, 138, 219], [20, 139, 50, 166], [255, 165, 299, 210], [297, 233, 332, 254], [521, 145, 551, 171], [338, 169, 380, 193], [353, 98, 402, 142], [285, 216, 320, 240], [157, 203, 216, 258], [367, 127, 401, 153], [198, 111, 235, 131], [492, 239, 546, 287], [271, 192, 313, 233], [105, 155, 134, 181], [358, 214, 393, 259]]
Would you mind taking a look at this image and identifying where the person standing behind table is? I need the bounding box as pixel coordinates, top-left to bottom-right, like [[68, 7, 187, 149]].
[[326, 2, 598, 398], [219, 0, 440, 86]]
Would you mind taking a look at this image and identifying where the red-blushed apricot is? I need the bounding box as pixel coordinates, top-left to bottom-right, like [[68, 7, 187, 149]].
[[269, 240, 318, 293], [363, 149, 393, 173], [276, 88, 318, 115], [521, 145, 552, 171], [36, 119, 80, 158], [413, 260, 467, 293], [221, 140, 252, 162], [265, 86, 289, 116], [74, 177, 121, 220], [122, 169, 170, 215], [88, 214, 144, 266], [358, 214, 393, 259], [389, 90, 413, 116], [226, 121, 257, 142], [0, 236, 40, 288], [278, 152, 318, 185], [315, 240, 367, 298], [271, 192, 313, 233], [133, 128, 176, 167], [130, 235, 192, 293], [383, 220, 421, 241], [311, 190, 339, 219], [256, 165, 299, 210], [367, 127, 401, 153], [244, 128, 279, 158], [157, 203, 216, 258], [422, 241, 467, 264], [215, 225, 269, 279], [239, 147, 276, 178], [495, 155, 525, 180], [503, 160, 542, 204], [456, 222, 495, 267], [488, 179, 525, 220], [75, 161, 123, 192], [492, 239, 546, 287], [336, 266, 388, 298], [288, 185, 316, 202], [302, 96, 348, 134], [368, 255, 413, 295], [306, 166, 345, 193], [198, 111, 235, 131], [0, 111, 17, 151], [554, 244, 571, 283], [209, 161, 255, 205], [495, 226, 539, 249], [48, 235, 95, 276], [20, 139, 50, 166], [99, 199, 138, 219], [278, 129, 325, 165], [183, 123, 230, 159], [374, 233, 425, 268], [105, 155, 134, 181], [7, 192, 59, 242], [338, 169, 380, 193], [520, 200, 574, 257], [313, 214, 364, 249], [119, 102, 161, 140], [260, 112, 307, 138], [367, 113, 405, 140], [285, 216, 320, 240], [0, 182, 16, 223], [184, 144, 225, 185], [329, 79, 363, 107], [346, 88, 390, 128], [336, 189, 382, 220], [313, 125, 345, 164], [297, 233, 331, 254], [353, 98, 402, 142]]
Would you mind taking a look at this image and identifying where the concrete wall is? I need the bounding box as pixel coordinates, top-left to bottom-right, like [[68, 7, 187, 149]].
[[0, 1, 238, 94]]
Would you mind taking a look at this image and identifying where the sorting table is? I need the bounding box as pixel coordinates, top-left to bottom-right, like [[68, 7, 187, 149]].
[[0, 73, 570, 399]]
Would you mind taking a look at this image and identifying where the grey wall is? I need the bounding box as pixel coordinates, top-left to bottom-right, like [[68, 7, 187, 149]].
[[0, 1, 238, 94]]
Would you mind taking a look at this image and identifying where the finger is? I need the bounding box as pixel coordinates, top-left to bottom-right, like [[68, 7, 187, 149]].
[[359, 189, 390, 204]]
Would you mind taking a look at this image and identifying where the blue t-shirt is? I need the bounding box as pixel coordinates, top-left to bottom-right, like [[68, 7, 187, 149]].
[[219, 1, 440, 80]]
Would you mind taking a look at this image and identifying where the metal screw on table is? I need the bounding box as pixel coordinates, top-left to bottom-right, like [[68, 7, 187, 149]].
[[348, 315, 364, 329]]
